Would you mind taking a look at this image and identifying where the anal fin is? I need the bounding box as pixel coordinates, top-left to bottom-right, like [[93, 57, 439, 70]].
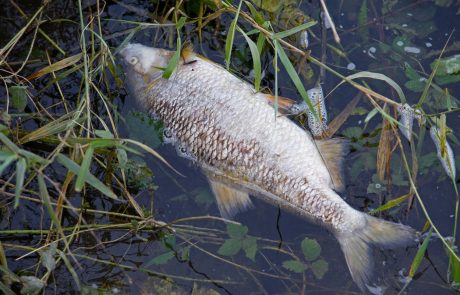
[[207, 174, 253, 219], [315, 138, 349, 192]]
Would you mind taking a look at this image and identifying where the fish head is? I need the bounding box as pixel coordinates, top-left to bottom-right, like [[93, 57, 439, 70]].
[[119, 43, 172, 75], [119, 43, 173, 101]]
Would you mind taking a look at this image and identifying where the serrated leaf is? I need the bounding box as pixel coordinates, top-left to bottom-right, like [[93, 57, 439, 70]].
[[311, 259, 328, 279], [20, 276, 45, 295], [430, 55, 460, 75], [144, 251, 175, 267], [8, 86, 28, 112], [301, 238, 321, 261], [226, 223, 247, 239], [56, 154, 118, 200], [242, 236, 257, 261], [342, 126, 363, 139], [217, 238, 241, 256], [404, 65, 421, 80], [282, 260, 307, 273]]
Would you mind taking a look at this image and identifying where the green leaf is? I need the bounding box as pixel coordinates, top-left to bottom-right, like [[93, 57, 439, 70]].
[[274, 40, 316, 118], [409, 228, 432, 279], [56, 154, 118, 200], [311, 259, 328, 279], [343, 71, 406, 103], [225, 0, 243, 69], [0, 155, 17, 176], [116, 148, 128, 169], [14, 158, 26, 208], [404, 65, 421, 80], [430, 55, 460, 75], [404, 79, 425, 92], [342, 126, 363, 139], [94, 129, 114, 139], [20, 276, 45, 295], [358, 0, 369, 42], [364, 107, 379, 123], [273, 21, 317, 39], [237, 27, 262, 92], [8, 85, 28, 112], [40, 243, 57, 273], [282, 259, 307, 273], [163, 16, 187, 79], [144, 251, 175, 267], [434, 73, 460, 85], [75, 146, 94, 192], [217, 238, 241, 256], [242, 236, 257, 261], [301, 238, 321, 261], [226, 223, 248, 239], [370, 194, 409, 214]]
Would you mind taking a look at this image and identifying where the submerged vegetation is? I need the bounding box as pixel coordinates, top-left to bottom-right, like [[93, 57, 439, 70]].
[[0, 0, 459, 293]]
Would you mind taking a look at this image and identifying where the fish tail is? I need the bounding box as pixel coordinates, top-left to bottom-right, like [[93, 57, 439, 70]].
[[336, 214, 417, 290]]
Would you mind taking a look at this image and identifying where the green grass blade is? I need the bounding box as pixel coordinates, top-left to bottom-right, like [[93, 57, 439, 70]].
[[0, 281, 15, 295], [38, 175, 62, 230], [237, 26, 261, 92], [162, 16, 187, 79], [75, 146, 94, 192], [14, 158, 26, 208], [274, 40, 316, 118], [224, 0, 243, 70], [0, 155, 17, 176], [369, 194, 409, 214], [273, 21, 317, 39], [56, 154, 118, 200], [345, 71, 406, 103], [406, 228, 432, 288]]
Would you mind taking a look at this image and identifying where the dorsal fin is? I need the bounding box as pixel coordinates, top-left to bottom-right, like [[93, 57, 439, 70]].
[[315, 138, 349, 192], [207, 175, 253, 219]]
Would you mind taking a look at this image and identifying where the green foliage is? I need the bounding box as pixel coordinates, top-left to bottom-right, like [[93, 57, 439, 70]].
[[8, 85, 28, 112], [301, 238, 321, 261], [217, 223, 258, 261], [283, 237, 328, 280]]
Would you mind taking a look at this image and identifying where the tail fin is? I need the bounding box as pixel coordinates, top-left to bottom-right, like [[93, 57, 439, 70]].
[[336, 214, 417, 291]]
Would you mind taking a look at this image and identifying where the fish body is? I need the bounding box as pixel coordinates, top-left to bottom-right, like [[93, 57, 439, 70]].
[[120, 44, 416, 290]]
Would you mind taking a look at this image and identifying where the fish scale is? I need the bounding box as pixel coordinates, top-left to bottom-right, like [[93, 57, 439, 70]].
[[121, 43, 417, 290], [139, 52, 347, 229]]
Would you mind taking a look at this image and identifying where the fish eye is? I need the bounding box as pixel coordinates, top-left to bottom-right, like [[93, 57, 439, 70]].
[[179, 146, 187, 153], [163, 129, 172, 138], [129, 56, 138, 65]]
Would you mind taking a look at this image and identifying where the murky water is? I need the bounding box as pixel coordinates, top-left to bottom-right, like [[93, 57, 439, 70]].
[[1, 0, 459, 294]]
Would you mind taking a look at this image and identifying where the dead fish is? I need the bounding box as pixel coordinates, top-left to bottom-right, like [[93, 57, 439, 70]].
[[120, 43, 417, 291]]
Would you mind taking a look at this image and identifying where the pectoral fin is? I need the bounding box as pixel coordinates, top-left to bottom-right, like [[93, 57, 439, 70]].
[[261, 94, 298, 114], [315, 138, 349, 192], [207, 175, 253, 219]]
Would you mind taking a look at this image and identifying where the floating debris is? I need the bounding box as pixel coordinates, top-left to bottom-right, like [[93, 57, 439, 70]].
[[300, 30, 309, 49], [306, 85, 328, 136], [404, 46, 421, 54], [430, 126, 456, 180], [397, 104, 425, 141], [347, 62, 356, 70], [397, 103, 415, 141]]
